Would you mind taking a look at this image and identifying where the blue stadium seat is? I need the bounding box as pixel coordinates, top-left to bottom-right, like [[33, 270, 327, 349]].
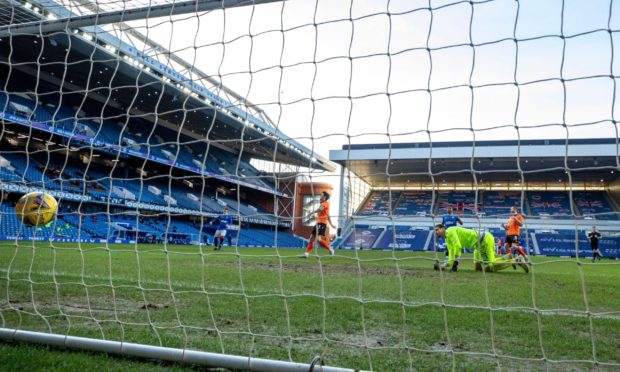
[[437, 191, 481, 216], [393, 191, 434, 216], [528, 191, 572, 219], [572, 191, 618, 220], [481, 191, 523, 218], [358, 191, 401, 216]]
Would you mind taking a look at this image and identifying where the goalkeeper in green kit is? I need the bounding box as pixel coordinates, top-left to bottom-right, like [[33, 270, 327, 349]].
[[433, 224, 529, 273]]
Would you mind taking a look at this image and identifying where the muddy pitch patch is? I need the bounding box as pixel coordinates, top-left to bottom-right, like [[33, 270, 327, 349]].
[[204, 260, 437, 279]]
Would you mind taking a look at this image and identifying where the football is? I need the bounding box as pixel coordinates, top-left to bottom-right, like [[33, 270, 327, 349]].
[[15, 192, 58, 227]]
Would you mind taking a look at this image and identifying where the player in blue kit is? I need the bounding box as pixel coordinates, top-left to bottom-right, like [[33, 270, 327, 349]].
[[440, 206, 464, 260], [442, 206, 463, 229], [211, 207, 233, 250]]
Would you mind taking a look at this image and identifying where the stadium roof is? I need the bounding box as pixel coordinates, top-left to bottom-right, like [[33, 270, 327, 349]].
[[330, 139, 620, 187], [0, 0, 336, 173], [0, 2, 41, 27]]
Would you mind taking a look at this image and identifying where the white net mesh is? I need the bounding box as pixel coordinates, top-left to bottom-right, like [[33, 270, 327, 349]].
[[1, 0, 620, 370]]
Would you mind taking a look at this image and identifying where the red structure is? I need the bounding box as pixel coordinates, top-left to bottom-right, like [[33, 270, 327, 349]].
[[278, 181, 333, 238]]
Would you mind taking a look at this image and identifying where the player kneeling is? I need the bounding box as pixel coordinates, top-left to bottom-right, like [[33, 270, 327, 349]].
[[433, 224, 528, 273]]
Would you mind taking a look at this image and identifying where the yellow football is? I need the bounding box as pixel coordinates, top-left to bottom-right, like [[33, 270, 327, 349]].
[[15, 192, 58, 227]]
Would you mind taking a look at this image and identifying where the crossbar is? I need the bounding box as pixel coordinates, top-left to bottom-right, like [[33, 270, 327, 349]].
[[0, 0, 283, 38]]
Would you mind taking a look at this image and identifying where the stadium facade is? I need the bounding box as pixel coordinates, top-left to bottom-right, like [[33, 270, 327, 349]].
[[330, 139, 620, 259]]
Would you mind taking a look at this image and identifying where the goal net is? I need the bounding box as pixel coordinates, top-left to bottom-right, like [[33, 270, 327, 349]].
[[1, 0, 619, 370]]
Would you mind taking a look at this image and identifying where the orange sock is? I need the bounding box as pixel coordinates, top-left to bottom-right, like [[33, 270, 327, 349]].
[[319, 239, 330, 250], [305, 240, 314, 254], [514, 245, 526, 257]]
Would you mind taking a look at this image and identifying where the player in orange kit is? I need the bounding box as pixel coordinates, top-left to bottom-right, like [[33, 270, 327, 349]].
[[304, 191, 336, 257], [502, 206, 528, 261]]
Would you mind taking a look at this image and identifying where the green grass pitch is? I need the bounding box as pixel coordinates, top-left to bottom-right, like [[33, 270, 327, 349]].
[[1, 241, 619, 371]]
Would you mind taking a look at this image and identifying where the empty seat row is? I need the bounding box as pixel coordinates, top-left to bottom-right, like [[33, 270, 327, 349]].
[[357, 190, 618, 220]]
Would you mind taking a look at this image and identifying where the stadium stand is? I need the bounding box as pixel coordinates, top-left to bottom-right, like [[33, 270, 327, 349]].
[[236, 226, 304, 248], [573, 191, 618, 220], [0, 156, 23, 183], [353, 190, 619, 222], [4, 93, 51, 123], [0, 146, 292, 246], [0, 203, 80, 240], [340, 187, 619, 255], [0, 152, 51, 187], [1, 87, 274, 188], [437, 191, 481, 216], [358, 191, 400, 216], [393, 191, 435, 216], [480, 191, 523, 218], [528, 191, 573, 218]]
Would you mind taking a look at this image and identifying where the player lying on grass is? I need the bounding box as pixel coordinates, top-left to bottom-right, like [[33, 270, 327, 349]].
[[433, 224, 529, 273]]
